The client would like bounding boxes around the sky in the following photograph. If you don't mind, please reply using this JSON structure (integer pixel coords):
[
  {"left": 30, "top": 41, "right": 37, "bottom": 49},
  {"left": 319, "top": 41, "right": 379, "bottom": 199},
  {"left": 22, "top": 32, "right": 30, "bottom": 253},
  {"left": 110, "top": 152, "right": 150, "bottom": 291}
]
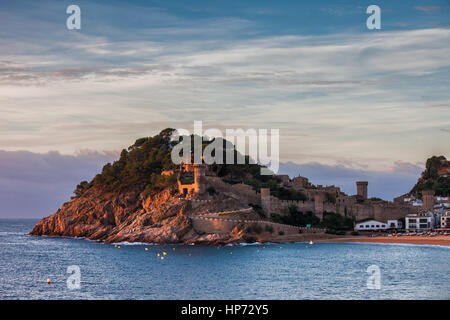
[{"left": 0, "top": 0, "right": 449, "bottom": 217}]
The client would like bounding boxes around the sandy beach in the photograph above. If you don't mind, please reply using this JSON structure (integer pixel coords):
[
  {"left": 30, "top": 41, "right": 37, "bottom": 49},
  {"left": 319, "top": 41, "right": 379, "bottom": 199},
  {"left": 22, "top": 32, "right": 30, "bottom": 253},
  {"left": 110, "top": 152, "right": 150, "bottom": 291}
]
[
  {"left": 263, "top": 233, "right": 450, "bottom": 246},
  {"left": 319, "top": 235, "right": 450, "bottom": 246}
]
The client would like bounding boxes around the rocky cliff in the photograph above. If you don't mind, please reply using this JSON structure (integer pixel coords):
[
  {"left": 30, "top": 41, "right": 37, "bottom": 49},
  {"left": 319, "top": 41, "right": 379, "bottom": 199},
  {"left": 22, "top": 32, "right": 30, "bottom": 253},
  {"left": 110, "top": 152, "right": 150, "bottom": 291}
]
[
  {"left": 30, "top": 185, "right": 260, "bottom": 245},
  {"left": 30, "top": 129, "right": 318, "bottom": 244}
]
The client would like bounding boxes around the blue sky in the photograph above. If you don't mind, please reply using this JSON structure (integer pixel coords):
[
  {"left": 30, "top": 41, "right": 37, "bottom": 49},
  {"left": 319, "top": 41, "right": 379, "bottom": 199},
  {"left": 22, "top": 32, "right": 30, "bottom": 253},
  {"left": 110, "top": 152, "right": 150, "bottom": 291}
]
[{"left": 0, "top": 0, "right": 449, "bottom": 217}]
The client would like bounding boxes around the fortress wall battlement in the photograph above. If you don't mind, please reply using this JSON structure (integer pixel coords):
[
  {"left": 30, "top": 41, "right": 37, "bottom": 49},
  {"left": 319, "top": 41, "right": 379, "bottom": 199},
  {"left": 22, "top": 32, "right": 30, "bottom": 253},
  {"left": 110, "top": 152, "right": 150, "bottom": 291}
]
[{"left": 190, "top": 216, "right": 325, "bottom": 235}]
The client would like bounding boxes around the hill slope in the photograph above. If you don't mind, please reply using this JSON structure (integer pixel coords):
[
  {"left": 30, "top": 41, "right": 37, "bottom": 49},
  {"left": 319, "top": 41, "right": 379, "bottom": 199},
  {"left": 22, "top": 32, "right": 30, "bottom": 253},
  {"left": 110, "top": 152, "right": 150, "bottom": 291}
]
[
  {"left": 410, "top": 155, "right": 450, "bottom": 197},
  {"left": 30, "top": 129, "right": 280, "bottom": 244}
]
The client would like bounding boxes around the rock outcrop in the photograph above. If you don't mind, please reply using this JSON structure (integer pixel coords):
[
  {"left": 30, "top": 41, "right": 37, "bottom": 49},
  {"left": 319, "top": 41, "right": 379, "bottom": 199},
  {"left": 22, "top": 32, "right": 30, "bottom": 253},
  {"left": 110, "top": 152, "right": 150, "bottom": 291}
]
[
  {"left": 30, "top": 129, "right": 326, "bottom": 244},
  {"left": 30, "top": 186, "right": 260, "bottom": 245}
]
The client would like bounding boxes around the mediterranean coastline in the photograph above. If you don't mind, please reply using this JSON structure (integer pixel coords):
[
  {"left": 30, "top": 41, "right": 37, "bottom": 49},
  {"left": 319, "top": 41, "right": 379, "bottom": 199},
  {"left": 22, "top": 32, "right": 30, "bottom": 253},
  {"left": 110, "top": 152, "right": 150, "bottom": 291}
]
[{"left": 30, "top": 132, "right": 450, "bottom": 247}]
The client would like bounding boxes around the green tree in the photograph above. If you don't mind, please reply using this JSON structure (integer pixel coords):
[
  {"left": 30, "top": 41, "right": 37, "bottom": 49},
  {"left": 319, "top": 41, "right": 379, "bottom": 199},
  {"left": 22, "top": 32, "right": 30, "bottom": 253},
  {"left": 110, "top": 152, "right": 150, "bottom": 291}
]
[
  {"left": 73, "top": 181, "right": 89, "bottom": 198},
  {"left": 270, "top": 205, "right": 320, "bottom": 227}
]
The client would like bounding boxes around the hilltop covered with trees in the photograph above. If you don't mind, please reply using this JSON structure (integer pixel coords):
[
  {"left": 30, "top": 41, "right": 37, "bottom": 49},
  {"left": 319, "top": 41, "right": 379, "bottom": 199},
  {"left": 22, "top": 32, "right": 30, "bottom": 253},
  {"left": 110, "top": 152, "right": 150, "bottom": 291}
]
[
  {"left": 410, "top": 155, "right": 450, "bottom": 197},
  {"left": 72, "top": 129, "right": 303, "bottom": 200},
  {"left": 74, "top": 128, "right": 177, "bottom": 196}
]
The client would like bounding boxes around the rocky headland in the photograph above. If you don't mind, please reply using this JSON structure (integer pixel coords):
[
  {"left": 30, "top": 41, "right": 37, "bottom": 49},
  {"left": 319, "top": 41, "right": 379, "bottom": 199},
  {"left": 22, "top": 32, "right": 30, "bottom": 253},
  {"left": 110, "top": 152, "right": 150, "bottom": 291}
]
[{"left": 31, "top": 129, "right": 320, "bottom": 245}]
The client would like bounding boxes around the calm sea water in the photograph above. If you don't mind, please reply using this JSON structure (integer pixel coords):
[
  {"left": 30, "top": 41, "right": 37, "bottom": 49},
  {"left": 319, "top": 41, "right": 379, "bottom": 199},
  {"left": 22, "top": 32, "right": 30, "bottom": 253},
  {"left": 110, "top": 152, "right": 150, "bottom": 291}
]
[{"left": 0, "top": 219, "right": 449, "bottom": 300}]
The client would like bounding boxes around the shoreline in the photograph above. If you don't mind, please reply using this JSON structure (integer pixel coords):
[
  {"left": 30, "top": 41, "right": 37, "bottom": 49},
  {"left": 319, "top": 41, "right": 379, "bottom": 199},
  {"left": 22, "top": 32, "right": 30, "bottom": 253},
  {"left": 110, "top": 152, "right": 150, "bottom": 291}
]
[
  {"left": 316, "top": 235, "right": 450, "bottom": 246},
  {"left": 29, "top": 232, "right": 450, "bottom": 247}
]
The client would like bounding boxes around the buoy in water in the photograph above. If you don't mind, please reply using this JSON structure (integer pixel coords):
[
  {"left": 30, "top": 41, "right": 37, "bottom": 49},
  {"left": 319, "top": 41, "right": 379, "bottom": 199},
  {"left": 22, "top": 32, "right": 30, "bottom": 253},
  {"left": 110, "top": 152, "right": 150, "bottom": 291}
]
[
  {"left": 46, "top": 279, "right": 51, "bottom": 285},
  {"left": 163, "top": 252, "right": 167, "bottom": 256},
  {"left": 117, "top": 246, "right": 120, "bottom": 248},
  {"left": 157, "top": 253, "right": 160, "bottom": 257},
  {"left": 309, "top": 241, "right": 314, "bottom": 245},
  {"left": 161, "top": 256, "right": 164, "bottom": 260}
]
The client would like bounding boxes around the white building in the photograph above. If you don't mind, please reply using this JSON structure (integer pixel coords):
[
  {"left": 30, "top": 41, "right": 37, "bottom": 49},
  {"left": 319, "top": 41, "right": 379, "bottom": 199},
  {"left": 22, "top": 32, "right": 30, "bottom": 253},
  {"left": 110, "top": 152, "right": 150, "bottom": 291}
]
[
  {"left": 387, "top": 220, "right": 403, "bottom": 229},
  {"left": 441, "top": 211, "right": 450, "bottom": 229},
  {"left": 436, "top": 196, "right": 449, "bottom": 202},
  {"left": 400, "top": 195, "right": 424, "bottom": 207},
  {"left": 355, "top": 220, "right": 388, "bottom": 231},
  {"left": 405, "top": 212, "right": 438, "bottom": 231},
  {"left": 434, "top": 203, "right": 450, "bottom": 210}
]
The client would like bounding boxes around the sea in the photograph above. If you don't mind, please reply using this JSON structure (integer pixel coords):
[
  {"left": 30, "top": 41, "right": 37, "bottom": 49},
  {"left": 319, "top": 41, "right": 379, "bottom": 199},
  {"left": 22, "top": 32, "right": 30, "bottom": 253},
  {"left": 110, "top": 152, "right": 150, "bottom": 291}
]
[{"left": 0, "top": 219, "right": 449, "bottom": 300}]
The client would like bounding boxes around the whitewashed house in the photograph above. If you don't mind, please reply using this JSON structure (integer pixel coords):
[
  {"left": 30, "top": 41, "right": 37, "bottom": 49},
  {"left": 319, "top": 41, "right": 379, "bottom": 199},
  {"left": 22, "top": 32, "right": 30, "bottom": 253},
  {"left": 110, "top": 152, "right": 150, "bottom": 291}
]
[
  {"left": 405, "top": 212, "right": 438, "bottom": 231},
  {"left": 440, "top": 211, "right": 450, "bottom": 229},
  {"left": 387, "top": 220, "right": 403, "bottom": 229},
  {"left": 355, "top": 220, "right": 388, "bottom": 231}
]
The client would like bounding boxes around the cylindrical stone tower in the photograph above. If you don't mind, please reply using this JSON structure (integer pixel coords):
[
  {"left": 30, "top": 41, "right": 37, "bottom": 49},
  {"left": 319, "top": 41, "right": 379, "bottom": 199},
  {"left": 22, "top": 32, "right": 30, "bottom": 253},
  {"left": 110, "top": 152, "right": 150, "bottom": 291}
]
[
  {"left": 356, "top": 181, "right": 368, "bottom": 199},
  {"left": 193, "top": 164, "right": 206, "bottom": 194}
]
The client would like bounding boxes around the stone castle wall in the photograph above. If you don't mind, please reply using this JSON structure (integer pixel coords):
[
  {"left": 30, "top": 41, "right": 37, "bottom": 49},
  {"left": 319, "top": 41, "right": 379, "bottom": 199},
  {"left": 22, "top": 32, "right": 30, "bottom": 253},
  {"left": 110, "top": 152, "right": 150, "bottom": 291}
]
[
  {"left": 335, "top": 202, "right": 419, "bottom": 221},
  {"left": 178, "top": 167, "right": 419, "bottom": 224},
  {"left": 190, "top": 216, "right": 324, "bottom": 235},
  {"left": 262, "top": 188, "right": 419, "bottom": 223}
]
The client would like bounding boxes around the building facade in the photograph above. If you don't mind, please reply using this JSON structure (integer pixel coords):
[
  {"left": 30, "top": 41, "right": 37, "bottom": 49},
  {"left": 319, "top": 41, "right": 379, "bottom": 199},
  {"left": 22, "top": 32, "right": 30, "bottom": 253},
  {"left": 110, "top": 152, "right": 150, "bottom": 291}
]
[
  {"left": 355, "top": 220, "right": 388, "bottom": 231},
  {"left": 441, "top": 211, "right": 450, "bottom": 229},
  {"left": 405, "top": 212, "right": 438, "bottom": 231},
  {"left": 387, "top": 219, "right": 403, "bottom": 229}
]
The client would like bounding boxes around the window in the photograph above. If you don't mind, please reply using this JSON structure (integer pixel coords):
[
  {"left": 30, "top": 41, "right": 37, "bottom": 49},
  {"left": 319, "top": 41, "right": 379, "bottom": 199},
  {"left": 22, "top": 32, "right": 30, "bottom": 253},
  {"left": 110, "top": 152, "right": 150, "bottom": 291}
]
[
  {"left": 376, "top": 225, "right": 380, "bottom": 227},
  {"left": 408, "top": 219, "right": 416, "bottom": 223},
  {"left": 419, "top": 224, "right": 428, "bottom": 229},
  {"left": 419, "top": 219, "right": 428, "bottom": 223}
]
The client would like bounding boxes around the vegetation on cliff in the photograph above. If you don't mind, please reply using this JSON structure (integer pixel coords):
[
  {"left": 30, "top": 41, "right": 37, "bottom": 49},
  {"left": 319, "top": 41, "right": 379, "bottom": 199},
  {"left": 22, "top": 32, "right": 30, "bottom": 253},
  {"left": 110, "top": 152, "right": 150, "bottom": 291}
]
[
  {"left": 270, "top": 206, "right": 354, "bottom": 232},
  {"left": 73, "top": 128, "right": 177, "bottom": 196},
  {"left": 410, "top": 155, "right": 450, "bottom": 197},
  {"left": 270, "top": 205, "right": 320, "bottom": 227},
  {"left": 321, "top": 212, "right": 354, "bottom": 233},
  {"left": 72, "top": 129, "right": 302, "bottom": 201}
]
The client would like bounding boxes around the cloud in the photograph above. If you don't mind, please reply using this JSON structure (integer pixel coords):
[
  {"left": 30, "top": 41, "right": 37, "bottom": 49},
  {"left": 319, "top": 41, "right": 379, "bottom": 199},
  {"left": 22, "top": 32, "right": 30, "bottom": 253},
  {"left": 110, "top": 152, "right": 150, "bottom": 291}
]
[
  {"left": 0, "top": 1, "right": 449, "bottom": 171},
  {"left": 0, "top": 60, "right": 175, "bottom": 86},
  {"left": 426, "top": 103, "right": 450, "bottom": 108},
  {"left": 414, "top": 6, "right": 440, "bottom": 12},
  {"left": 390, "top": 160, "right": 423, "bottom": 174},
  {"left": 0, "top": 150, "right": 119, "bottom": 218},
  {"left": 2, "top": 28, "right": 449, "bottom": 85}
]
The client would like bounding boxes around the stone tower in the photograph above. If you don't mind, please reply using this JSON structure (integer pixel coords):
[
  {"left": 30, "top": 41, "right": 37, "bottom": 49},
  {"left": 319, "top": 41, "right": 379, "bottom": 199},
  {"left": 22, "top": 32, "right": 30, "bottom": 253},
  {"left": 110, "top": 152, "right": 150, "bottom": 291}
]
[
  {"left": 356, "top": 181, "right": 368, "bottom": 200},
  {"left": 313, "top": 192, "right": 325, "bottom": 220},
  {"left": 422, "top": 190, "right": 435, "bottom": 210},
  {"left": 261, "top": 188, "right": 271, "bottom": 217},
  {"left": 193, "top": 164, "right": 206, "bottom": 194}
]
